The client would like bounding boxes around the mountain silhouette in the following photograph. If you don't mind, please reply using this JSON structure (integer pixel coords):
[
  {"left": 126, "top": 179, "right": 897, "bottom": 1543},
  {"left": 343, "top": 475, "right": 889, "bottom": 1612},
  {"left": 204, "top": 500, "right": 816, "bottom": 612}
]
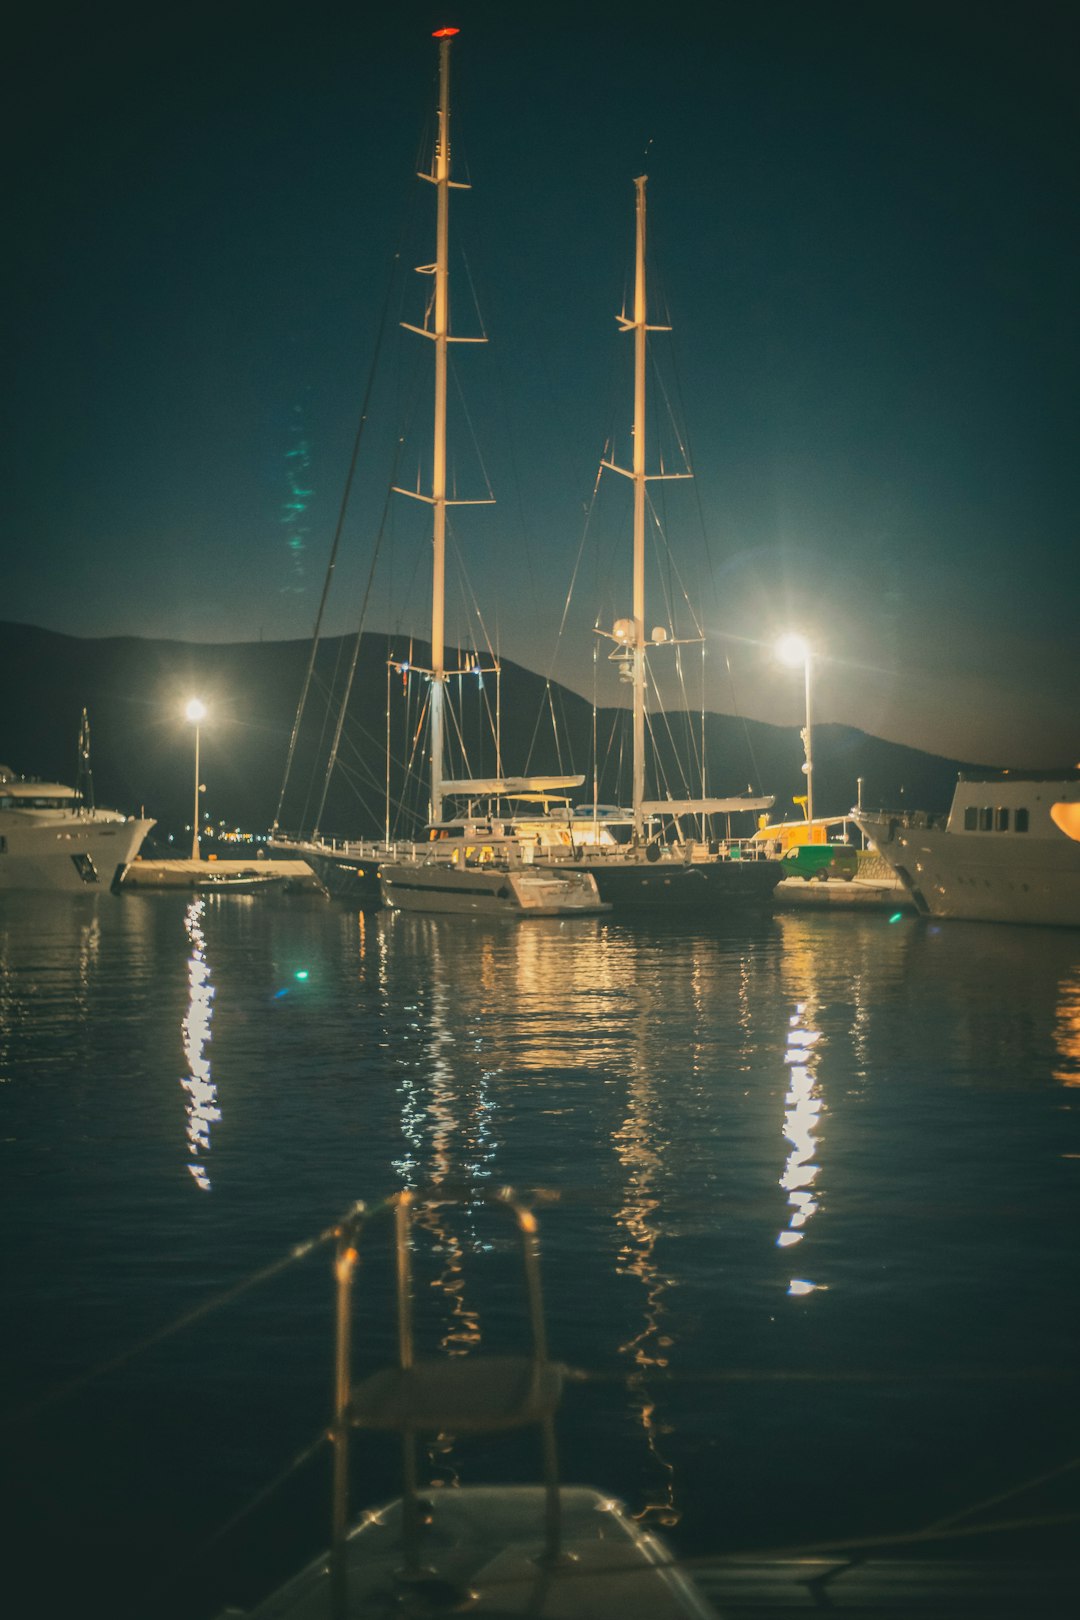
[{"left": 1, "top": 622, "right": 973, "bottom": 847}]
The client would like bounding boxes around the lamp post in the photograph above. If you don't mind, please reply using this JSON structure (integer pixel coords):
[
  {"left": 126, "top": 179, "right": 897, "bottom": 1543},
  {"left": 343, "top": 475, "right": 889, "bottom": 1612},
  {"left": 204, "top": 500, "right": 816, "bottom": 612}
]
[
  {"left": 185, "top": 699, "right": 207, "bottom": 861},
  {"left": 775, "top": 634, "right": 814, "bottom": 833}
]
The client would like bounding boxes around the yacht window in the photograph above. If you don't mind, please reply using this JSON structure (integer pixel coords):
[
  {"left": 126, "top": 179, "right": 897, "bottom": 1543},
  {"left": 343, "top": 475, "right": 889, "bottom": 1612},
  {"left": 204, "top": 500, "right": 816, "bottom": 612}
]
[
  {"left": 979, "top": 807, "right": 993, "bottom": 831},
  {"left": 996, "top": 808, "right": 1009, "bottom": 831},
  {"left": 963, "top": 806, "right": 977, "bottom": 831},
  {"left": 1015, "top": 808, "right": 1029, "bottom": 833}
]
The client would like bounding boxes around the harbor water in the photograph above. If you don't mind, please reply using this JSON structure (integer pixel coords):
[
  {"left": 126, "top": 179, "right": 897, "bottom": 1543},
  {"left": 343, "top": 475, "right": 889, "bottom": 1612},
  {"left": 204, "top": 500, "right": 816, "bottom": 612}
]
[{"left": 3, "top": 890, "right": 1079, "bottom": 1617}]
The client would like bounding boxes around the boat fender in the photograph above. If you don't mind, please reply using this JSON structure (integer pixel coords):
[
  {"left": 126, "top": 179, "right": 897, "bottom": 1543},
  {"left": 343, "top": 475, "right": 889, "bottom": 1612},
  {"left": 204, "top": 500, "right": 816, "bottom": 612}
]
[{"left": 645, "top": 842, "right": 662, "bottom": 863}]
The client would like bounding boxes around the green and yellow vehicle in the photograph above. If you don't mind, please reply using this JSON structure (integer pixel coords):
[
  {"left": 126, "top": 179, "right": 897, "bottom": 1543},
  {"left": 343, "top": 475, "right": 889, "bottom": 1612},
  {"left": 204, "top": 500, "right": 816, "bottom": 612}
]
[{"left": 752, "top": 808, "right": 860, "bottom": 882}]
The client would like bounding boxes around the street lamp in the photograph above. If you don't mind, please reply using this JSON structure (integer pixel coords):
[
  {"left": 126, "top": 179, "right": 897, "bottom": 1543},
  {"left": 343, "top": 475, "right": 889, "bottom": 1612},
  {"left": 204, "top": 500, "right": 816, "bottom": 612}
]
[
  {"left": 185, "top": 699, "right": 207, "bottom": 861},
  {"left": 775, "top": 634, "right": 814, "bottom": 833}
]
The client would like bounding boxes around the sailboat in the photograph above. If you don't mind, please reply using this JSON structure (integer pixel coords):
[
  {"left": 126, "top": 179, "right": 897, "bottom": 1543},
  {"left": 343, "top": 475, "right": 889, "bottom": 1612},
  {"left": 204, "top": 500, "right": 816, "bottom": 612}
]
[
  {"left": 270, "top": 29, "right": 605, "bottom": 921},
  {"left": 526, "top": 176, "right": 783, "bottom": 911},
  {"left": 272, "top": 49, "right": 780, "bottom": 918}
]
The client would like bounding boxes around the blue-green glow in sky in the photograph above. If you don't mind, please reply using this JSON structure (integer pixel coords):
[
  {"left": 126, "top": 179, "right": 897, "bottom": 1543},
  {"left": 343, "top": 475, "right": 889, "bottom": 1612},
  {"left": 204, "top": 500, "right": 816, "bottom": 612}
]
[{"left": 7, "top": 0, "right": 1079, "bottom": 765}]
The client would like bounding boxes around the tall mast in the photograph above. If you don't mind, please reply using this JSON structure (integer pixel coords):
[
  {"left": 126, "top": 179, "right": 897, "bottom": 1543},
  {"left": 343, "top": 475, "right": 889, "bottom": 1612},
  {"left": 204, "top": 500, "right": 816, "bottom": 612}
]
[
  {"left": 395, "top": 27, "right": 491, "bottom": 828},
  {"left": 630, "top": 175, "right": 648, "bottom": 839},
  {"left": 429, "top": 26, "right": 454, "bottom": 826},
  {"left": 603, "top": 176, "right": 686, "bottom": 842}
]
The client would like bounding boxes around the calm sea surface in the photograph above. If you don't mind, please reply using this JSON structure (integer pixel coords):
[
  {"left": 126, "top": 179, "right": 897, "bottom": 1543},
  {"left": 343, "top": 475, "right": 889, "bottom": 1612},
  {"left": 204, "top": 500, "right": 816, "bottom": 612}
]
[{"left": 3, "top": 890, "right": 1080, "bottom": 1617}]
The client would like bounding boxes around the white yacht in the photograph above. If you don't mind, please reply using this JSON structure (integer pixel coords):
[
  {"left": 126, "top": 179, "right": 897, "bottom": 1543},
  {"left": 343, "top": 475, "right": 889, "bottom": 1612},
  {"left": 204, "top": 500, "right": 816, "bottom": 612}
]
[
  {"left": 0, "top": 765, "right": 154, "bottom": 892},
  {"left": 854, "top": 771, "right": 1080, "bottom": 926}
]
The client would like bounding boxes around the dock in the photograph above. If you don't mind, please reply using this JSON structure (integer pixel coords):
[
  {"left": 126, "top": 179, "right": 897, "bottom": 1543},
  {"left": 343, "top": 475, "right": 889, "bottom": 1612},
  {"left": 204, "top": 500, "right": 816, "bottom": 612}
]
[{"left": 775, "top": 851, "right": 914, "bottom": 912}]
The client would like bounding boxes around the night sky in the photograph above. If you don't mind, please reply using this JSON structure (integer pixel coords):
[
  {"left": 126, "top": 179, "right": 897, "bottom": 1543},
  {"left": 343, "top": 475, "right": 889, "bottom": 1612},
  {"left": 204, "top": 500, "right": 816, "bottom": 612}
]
[{"left": 9, "top": 0, "right": 1079, "bottom": 767}]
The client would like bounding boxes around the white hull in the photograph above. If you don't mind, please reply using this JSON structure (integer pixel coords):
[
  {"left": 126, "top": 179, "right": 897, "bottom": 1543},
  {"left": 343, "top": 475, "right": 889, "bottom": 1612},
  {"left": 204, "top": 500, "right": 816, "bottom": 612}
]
[
  {"left": 379, "top": 860, "right": 609, "bottom": 917},
  {"left": 249, "top": 1485, "right": 716, "bottom": 1619},
  {"left": 0, "top": 812, "right": 155, "bottom": 892},
  {"left": 855, "top": 773, "right": 1080, "bottom": 927}
]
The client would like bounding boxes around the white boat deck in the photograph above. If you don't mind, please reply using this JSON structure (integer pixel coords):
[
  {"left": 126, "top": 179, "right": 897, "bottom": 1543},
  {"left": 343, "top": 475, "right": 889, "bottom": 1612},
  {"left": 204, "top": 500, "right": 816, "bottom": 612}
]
[{"left": 226, "top": 1485, "right": 718, "bottom": 1619}]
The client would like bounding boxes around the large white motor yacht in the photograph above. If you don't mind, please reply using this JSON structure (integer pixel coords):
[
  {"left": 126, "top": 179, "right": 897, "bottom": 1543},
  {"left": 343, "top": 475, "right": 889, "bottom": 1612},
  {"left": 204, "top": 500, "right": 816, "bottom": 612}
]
[
  {"left": 0, "top": 765, "right": 154, "bottom": 892},
  {"left": 854, "top": 771, "right": 1080, "bottom": 926}
]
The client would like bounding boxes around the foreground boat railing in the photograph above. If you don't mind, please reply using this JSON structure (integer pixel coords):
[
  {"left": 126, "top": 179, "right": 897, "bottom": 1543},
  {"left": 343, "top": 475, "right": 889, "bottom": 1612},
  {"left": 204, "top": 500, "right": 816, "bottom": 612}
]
[{"left": 329, "top": 1185, "right": 565, "bottom": 1620}]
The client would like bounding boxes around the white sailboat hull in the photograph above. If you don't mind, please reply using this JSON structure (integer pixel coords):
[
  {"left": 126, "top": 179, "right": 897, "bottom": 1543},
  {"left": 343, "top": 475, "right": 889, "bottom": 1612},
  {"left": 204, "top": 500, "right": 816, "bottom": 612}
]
[{"left": 379, "top": 860, "right": 609, "bottom": 917}]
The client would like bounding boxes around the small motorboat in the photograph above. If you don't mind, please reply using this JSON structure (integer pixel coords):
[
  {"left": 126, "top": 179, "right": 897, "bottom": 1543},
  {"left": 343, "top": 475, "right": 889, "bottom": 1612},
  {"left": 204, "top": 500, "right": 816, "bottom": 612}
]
[{"left": 192, "top": 870, "right": 287, "bottom": 894}]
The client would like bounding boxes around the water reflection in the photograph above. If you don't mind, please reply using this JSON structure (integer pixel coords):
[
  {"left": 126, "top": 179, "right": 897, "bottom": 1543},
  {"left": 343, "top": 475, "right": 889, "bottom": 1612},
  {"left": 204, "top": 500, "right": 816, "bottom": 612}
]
[
  {"left": 1053, "top": 965, "right": 1080, "bottom": 1088},
  {"left": 75, "top": 908, "right": 101, "bottom": 1014},
  {"left": 387, "top": 920, "right": 498, "bottom": 1195},
  {"left": 372, "top": 915, "right": 708, "bottom": 1512},
  {"left": 180, "top": 898, "right": 219, "bottom": 1191},
  {"left": 381, "top": 919, "right": 496, "bottom": 1486},
  {"left": 613, "top": 1066, "right": 680, "bottom": 1529},
  {"left": 778, "top": 999, "right": 825, "bottom": 1296}
]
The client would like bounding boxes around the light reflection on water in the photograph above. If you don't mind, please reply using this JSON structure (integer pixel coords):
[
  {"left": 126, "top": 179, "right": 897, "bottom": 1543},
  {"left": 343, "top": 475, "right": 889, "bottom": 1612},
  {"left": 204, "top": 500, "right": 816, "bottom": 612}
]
[
  {"left": 778, "top": 1001, "right": 824, "bottom": 1293},
  {"left": 2, "top": 895, "right": 1080, "bottom": 1616},
  {"left": 180, "top": 897, "right": 218, "bottom": 1190},
  {"left": 1053, "top": 964, "right": 1080, "bottom": 1087}
]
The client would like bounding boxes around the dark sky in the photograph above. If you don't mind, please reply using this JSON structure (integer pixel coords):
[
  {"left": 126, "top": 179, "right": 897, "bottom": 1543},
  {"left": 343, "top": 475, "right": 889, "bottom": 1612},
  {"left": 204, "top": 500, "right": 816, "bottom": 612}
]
[{"left": 8, "top": 0, "right": 1079, "bottom": 766}]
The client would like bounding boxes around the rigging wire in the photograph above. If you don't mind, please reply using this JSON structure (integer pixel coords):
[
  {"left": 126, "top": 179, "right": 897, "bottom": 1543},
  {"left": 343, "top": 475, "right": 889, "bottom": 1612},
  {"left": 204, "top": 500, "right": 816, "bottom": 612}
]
[
  {"left": 311, "top": 427, "right": 410, "bottom": 838},
  {"left": 271, "top": 247, "right": 403, "bottom": 834}
]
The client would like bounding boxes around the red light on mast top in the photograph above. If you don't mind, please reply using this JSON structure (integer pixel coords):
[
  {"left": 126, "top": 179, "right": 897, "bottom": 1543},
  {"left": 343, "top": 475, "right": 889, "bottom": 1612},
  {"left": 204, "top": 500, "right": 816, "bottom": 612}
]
[{"left": 432, "top": 27, "right": 460, "bottom": 37}]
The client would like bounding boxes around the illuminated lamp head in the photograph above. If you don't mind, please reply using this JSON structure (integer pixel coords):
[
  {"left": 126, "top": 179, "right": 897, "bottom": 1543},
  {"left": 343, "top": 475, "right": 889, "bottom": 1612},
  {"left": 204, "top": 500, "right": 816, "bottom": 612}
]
[{"left": 775, "top": 633, "right": 811, "bottom": 669}]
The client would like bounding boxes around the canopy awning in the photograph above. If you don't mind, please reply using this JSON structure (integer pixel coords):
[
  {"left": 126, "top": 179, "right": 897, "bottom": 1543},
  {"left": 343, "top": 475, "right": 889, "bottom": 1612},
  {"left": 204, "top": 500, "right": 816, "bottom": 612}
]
[
  {"left": 440, "top": 775, "right": 586, "bottom": 798},
  {"left": 640, "top": 795, "right": 775, "bottom": 819}
]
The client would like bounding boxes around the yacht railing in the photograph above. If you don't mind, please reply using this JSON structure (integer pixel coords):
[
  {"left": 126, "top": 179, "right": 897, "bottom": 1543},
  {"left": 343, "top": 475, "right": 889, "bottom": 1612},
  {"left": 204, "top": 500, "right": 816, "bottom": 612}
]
[
  {"left": 871, "top": 809, "right": 948, "bottom": 833},
  {"left": 328, "top": 1186, "right": 563, "bottom": 1619}
]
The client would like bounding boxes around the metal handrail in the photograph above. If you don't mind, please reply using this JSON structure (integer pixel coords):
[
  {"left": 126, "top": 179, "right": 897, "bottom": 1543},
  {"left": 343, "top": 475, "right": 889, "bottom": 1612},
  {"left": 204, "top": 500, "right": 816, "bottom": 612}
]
[{"left": 329, "top": 1184, "right": 562, "bottom": 1618}]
